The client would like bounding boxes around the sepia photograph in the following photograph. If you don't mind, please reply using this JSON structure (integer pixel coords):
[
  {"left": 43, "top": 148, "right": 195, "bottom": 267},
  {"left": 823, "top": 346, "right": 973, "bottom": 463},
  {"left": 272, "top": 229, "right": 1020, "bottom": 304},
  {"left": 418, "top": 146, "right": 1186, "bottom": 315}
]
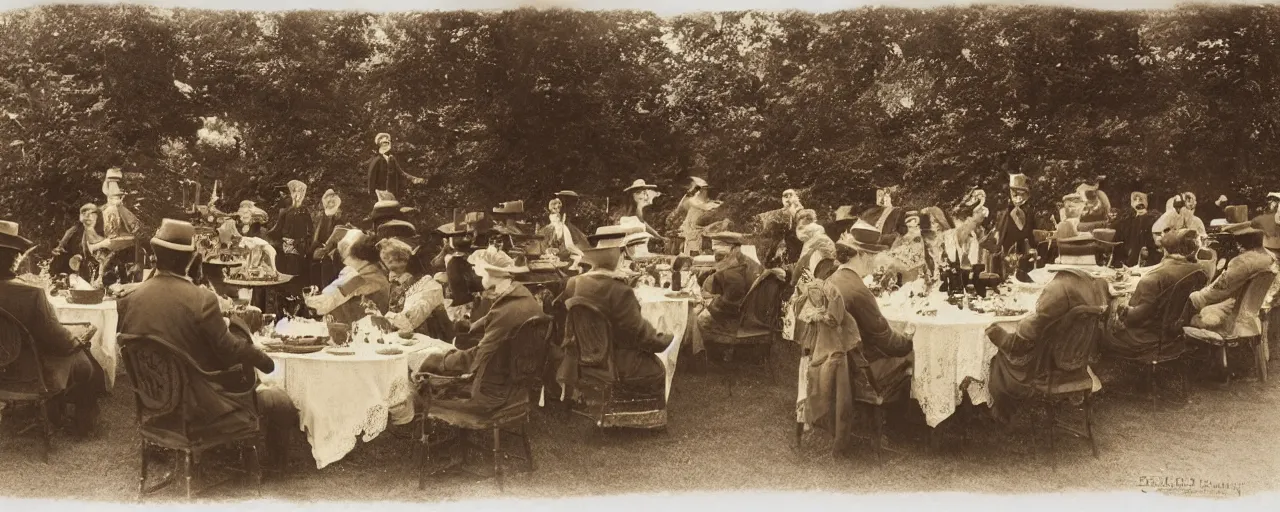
[{"left": 0, "top": 0, "right": 1275, "bottom": 507}]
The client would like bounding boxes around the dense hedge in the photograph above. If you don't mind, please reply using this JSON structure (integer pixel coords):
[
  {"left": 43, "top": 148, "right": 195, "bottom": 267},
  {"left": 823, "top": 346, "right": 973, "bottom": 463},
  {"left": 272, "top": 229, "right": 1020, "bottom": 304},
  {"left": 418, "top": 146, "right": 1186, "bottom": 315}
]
[{"left": 3, "top": 5, "right": 1279, "bottom": 255}]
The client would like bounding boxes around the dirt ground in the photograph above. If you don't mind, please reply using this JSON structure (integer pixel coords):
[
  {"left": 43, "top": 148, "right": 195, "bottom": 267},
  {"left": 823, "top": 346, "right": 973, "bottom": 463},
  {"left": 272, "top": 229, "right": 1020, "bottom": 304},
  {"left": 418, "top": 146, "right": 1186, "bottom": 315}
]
[{"left": 1, "top": 345, "right": 1276, "bottom": 503}]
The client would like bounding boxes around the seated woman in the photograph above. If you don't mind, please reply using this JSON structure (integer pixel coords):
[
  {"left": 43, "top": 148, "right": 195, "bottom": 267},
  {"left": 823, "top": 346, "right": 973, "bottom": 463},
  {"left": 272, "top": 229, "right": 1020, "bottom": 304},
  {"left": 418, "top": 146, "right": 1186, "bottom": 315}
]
[
  {"left": 782, "top": 211, "right": 836, "bottom": 344},
  {"left": 1102, "top": 229, "right": 1207, "bottom": 360},
  {"left": 371, "top": 238, "right": 453, "bottom": 342},
  {"left": 985, "top": 222, "right": 1109, "bottom": 423},
  {"left": 52, "top": 203, "right": 105, "bottom": 283},
  {"left": 1188, "top": 219, "right": 1277, "bottom": 336},
  {"left": 304, "top": 229, "right": 391, "bottom": 325},
  {"left": 417, "top": 250, "right": 543, "bottom": 415}
]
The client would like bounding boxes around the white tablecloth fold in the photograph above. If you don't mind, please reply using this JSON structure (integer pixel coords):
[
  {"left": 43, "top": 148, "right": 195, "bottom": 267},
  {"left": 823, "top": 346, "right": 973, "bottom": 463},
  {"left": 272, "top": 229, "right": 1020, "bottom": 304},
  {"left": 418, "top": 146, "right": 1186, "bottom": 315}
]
[{"left": 51, "top": 296, "right": 119, "bottom": 390}]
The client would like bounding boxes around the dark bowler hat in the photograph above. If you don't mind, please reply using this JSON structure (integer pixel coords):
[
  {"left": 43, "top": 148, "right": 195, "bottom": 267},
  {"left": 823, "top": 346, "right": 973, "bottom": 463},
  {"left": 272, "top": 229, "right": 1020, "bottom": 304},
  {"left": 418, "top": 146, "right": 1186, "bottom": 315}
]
[
  {"left": 377, "top": 219, "right": 418, "bottom": 240},
  {"left": 151, "top": 218, "right": 196, "bottom": 252}
]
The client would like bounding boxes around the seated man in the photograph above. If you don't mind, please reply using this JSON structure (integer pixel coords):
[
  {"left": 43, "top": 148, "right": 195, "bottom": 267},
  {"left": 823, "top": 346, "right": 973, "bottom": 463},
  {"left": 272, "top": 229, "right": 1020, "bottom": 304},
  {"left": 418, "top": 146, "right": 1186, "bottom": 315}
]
[
  {"left": 557, "top": 243, "right": 674, "bottom": 396},
  {"left": 696, "top": 231, "right": 769, "bottom": 337},
  {"left": 418, "top": 250, "right": 543, "bottom": 414},
  {"left": 985, "top": 222, "right": 1111, "bottom": 423},
  {"left": 0, "top": 221, "right": 105, "bottom": 437},
  {"left": 1189, "top": 215, "right": 1278, "bottom": 336},
  {"left": 824, "top": 220, "right": 915, "bottom": 401},
  {"left": 1102, "top": 229, "right": 1208, "bottom": 360},
  {"left": 118, "top": 219, "right": 297, "bottom": 468}
]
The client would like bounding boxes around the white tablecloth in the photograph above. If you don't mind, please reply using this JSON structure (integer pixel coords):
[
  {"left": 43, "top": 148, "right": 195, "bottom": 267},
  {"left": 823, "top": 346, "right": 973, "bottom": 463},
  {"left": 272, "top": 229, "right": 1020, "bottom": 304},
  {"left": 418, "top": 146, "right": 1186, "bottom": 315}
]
[
  {"left": 50, "top": 296, "right": 119, "bottom": 390},
  {"left": 885, "top": 310, "right": 1020, "bottom": 428},
  {"left": 256, "top": 333, "right": 452, "bottom": 469},
  {"left": 634, "top": 286, "right": 692, "bottom": 400}
]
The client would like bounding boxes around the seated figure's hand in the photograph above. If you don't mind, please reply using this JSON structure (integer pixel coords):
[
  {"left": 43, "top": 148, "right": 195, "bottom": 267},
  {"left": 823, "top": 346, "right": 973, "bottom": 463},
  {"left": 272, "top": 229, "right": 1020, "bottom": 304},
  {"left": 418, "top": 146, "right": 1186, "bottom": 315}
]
[{"left": 420, "top": 351, "right": 450, "bottom": 372}]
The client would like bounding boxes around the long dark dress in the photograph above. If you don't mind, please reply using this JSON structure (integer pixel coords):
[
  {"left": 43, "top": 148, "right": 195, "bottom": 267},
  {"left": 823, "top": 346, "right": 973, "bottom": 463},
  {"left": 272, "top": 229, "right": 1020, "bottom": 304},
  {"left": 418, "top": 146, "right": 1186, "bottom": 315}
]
[
  {"left": 268, "top": 205, "right": 314, "bottom": 280},
  {"left": 311, "top": 212, "right": 344, "bottom": 289}
]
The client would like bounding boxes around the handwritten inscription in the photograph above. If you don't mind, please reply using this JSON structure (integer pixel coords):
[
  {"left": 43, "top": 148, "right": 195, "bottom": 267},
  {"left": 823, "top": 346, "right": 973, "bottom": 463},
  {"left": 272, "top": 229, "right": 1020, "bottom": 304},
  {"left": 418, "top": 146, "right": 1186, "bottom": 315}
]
[{"left": 1138, "top": 476, "right": 1243, "bottom": 498}]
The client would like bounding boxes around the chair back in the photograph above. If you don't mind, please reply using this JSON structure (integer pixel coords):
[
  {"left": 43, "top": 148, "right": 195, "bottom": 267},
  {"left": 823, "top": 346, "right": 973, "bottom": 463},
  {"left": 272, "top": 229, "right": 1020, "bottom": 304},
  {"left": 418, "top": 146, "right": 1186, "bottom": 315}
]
[
  {"left": 507, "top": 315, "right": 553, "bottom": 389},
  {"left": 1156, "top": 269, "right": 1210, "bottom": 348},
  {"left": 1045, "top": 304, "right": 1107, "bottom": 373},
  {"left": 118, "top": 334, "right": 186, "bottom": 423},
  {"left": 738, "top": 271, "right": 786, "bottom": 334},
  {"left": 1234, "top": 270, "right": 1278, "bottom": 337},
  {"left": 564, "top": 299, "right": 612, "bottom": 368},
  {"left": 0, "top": 306, "right": 50, "bottom": 394}
]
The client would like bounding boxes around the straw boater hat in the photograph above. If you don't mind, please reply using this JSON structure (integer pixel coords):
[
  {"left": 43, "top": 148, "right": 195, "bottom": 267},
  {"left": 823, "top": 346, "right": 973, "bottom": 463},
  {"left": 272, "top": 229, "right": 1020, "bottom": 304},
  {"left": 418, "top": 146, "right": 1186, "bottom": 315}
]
[
  {"left": 579, "top": 245, "right": 623, "bottom": 270},
  {"left": 150, "top": 219, "right": 196, "bottom": 252},
  {"left": 835, "top": 219, "right": 891, "bottom": 254},
  {"left": 1267, "top": 192, "right": 1280, "bottom": 203},
  {"left": 0, "top": 221, "right": 34, "bottom": 252},
  {"left": 1222, "top": 205, "right": 1262, "bottom": 235},
  {"left": 554, "top": 190, "right": 579, "bottom": 199},
  {"left": 1008, "top": 173, "right": 1030, "bottom": 192},
  {"left": 825, "top": 206, "right": 858, "bottom": 236},
  {"left": 467, "top": 249, "right": 528, "bottom": 277},
  {"left": 375, "top": 133, "right": 391, "bottom": 145},
  {"left": 588, "top": 224, "right": 633, "bottom": 249},
  {"left": 623, "top": 179, "right": 659, "bottom": 194}
]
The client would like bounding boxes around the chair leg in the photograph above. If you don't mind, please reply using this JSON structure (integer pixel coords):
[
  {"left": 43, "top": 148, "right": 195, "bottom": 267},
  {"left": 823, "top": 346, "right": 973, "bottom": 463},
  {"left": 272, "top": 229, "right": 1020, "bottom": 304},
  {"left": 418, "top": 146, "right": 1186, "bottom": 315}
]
[
  {"left": 417, "top": 417, "right": 428, "bottom": 491},
  {"left": 1084, "top": 393, "right": 1099, "bottom": 458},
  {"left": 1255, "top": 341, "right": 1268, "bottom": 383},
  {"left": 183, "top": 451, "right": 194, "bottom": 500},
  {"left": 1220, "top": 346, "right": 1231, "bottom": 385},
  {"left": 247, "top": 441, "right": 263, "bottom": 494},
  {"left": 1146, "top": 363, "right": 1158, "bottom": 403},
  {"left": 39, "top": 400, "right": 53, "bottom": 464},
  {"left": 872, "top": 405, "right": 886, "bottom": 464},
  {"left": 1046, "top": 401, "right": 1056, "bottom": 470},
  {"left": 793, "top": 422, "right": 804, "bottom": 451},
  {"left": 520, "top": 419, "right": 535, "bottom": 473},
  {"left": 492, "top": 427, "right": 504, "bottom": 492},
  {"left": 138, "top": 441, "right": 149, "bottom": 498}
]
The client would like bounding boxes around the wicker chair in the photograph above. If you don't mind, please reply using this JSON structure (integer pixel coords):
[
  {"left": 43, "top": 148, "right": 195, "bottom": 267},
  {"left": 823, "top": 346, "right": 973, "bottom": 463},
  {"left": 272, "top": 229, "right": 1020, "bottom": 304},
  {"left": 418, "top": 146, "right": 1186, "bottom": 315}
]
[
  {"left": 0, "top": 307, "right": 58, "bottom": 463},
  {"left": 413, "top": 315, "right": 553, "bottom": 491},
  {"left": 563, "top": 300, "right": 668, "bottom": 431},
  {"left": 703, "top": 271, "right": 787, "bottom": 392},
  {"left": 118, "top": 334, "right": 265, "bottom": 499},
  {"left": 1113, "top": 269, "right": 1208, "bottom": 402},
  {"left": 1184, "top": 270, "right": 1277, "bottom": 384}
]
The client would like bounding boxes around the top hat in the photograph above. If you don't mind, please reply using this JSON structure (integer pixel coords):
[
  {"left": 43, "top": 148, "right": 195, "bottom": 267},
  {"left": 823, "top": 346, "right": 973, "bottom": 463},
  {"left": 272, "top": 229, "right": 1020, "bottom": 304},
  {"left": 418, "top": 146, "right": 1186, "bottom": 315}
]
[
  {"left": 492, "top": 200, "right": 525, "bottom": 216},
  {"left": 1223, "top": 205, "right": 1262, "bottom": 235},
  {"left": 1008, "top": 173, "right": 1030, "bottom": 192},
  {"left": 623, "top": 179, "right": 658, "bottom": 193},
  {"left": 105, "top": 167, "right": 123, "bottom": 181},
  {"left": 151, "top": 218, "right": 196, "bottom": 252},
  {"left": 0, "top": 220, "right": 34, "bottom": 252}
]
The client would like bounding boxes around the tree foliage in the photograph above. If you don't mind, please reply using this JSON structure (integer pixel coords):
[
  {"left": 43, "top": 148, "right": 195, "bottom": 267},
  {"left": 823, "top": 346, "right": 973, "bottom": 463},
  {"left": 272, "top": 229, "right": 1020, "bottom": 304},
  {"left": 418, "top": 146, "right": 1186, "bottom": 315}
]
[{"left": 3, "top": 5, "right": 1279, "bottom": 255}]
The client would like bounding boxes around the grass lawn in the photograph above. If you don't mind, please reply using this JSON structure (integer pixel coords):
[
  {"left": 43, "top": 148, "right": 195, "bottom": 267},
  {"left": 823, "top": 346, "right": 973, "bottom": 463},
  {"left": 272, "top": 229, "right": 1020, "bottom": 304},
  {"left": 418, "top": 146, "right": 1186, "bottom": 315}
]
[{"left": 1, "top": 345, "right": 1276, "bottom": 502}]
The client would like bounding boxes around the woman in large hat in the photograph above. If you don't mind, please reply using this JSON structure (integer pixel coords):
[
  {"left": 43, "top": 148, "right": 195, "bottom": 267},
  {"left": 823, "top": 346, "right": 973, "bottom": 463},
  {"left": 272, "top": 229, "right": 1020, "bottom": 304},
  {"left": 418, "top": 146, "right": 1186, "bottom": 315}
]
[
  {"left": 304, "top": 228, "right": 391, "bottom": 325},
  {"left": 612, "top": 179, "right": 665, "bottom": 242},
  {"left": 984, "top": 221, "right": 1111, "bottom": 423},
  {"left": 368, "top": 236, "right": 452, "bottom": 342},
  {"left": 539, "top": 193, "right": 589, "bottom": 260}
]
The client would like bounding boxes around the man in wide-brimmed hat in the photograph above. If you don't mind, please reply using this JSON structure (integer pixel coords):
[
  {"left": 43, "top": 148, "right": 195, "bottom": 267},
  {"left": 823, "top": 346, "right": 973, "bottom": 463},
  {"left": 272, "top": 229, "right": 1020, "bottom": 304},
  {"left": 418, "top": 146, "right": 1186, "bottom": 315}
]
[
  {"left": 985, "top": 220, "right": 1110, "bottom": 423},
  {"left": 118, "top": 218, "right": 297, "bottom": 468},
  {"left": 985, "top": 174, "right": 1038, "bottom": 281},
  {"left": 1186, "top": 205, "right": 1279, "bottom": 337},
  {"left": 365, "top": 132, "right": 427, "bottom": 200},
  {"left": 417, "top": 248, "right": 545, "bottom": 416},
  {"left": 0, "top": 220, "right": 106, "bottom": 438},
  {"left": 1101, "top": 228, "right": 1208, "bottom": 362},
  {"left": 822, "top": 220, "right": 915, "bottom": 419},
  {"left": 1112, "top": 190, "right": 1162, "bottom": 268},
  {"left": 695, "top": 231, "right": 768, "bottom": 340},
  {"left": 553, "top": 241, "right": 674, "bottom": 398}
]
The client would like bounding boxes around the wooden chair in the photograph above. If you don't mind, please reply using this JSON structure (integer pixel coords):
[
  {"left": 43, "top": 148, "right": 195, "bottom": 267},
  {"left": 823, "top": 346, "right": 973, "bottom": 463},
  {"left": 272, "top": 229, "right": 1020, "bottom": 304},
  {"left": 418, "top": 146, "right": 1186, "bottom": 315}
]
[
  {"left": 563, "top": 300, "right": 668, "bottom": 431},
  {"left": 1113, "top": 270, "right": 1208, "bottom": 402},
  {"left": 413, "top": 315, "right": 553, "bottom": 491},
  {"left": 703, "top": 271, "right": 787, "bottom": 392},
  {"left": 118, "top": 334, "right": 265, "bottom": 499},
  {"left": 1024, "top": 304, "right": 1106, "bottom": 466},
  {"left": 0, "top": 307, "right": 57, "bottom": 463},
  {"left": 1184, "top": 270, "right": 1277, "bottom": 384}
]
